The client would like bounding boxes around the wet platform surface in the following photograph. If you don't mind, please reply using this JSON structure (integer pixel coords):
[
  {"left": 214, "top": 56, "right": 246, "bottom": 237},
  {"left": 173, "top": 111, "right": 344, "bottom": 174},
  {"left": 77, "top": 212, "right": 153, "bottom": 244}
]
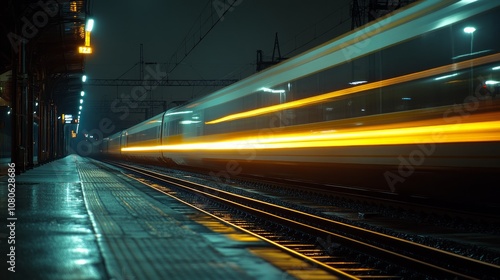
[{"left": 0, "top": 155, "right": 289, "bottom": 279}]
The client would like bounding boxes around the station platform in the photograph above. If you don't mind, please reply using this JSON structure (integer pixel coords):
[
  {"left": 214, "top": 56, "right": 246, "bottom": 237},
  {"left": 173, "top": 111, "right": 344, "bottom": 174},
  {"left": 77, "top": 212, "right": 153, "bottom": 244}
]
[{"left": 0, "top": 155, "right": 294, "bottom": 280}]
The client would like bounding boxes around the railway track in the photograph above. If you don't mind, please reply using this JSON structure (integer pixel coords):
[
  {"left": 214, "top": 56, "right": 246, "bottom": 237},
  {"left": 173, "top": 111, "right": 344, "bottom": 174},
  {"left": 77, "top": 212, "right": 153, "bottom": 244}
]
[
  {"left": 99, "top": 160, "right": 500, "bottom": 279},
  {"left": 238, "top": 174, "right": 500, "bottom": 223}
]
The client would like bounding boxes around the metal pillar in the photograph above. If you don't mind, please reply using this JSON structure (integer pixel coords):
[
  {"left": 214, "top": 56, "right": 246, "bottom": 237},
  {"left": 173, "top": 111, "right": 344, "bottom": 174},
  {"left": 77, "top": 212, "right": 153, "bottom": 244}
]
[
  {"left": 21, "top": 41, "right": 28, "bottom": 172},
  {"left": 11, "top": 40, "right": 28, "bottom": 174},
  {"left": 11, "top": 40, "right": 19, "bottom": 174},
  {"left": 49, "top": 102, "right": 56, "bottom": 160},
  {"left": 42, "top": 101, "right": 48, "bottom": 162},
  {"left": 27, "top": 74, "right": 34, "bottom": 169},
  {"left": 57, "top": 111, "right": 63, "bottom": 157},
  {"left": 53, "top": 105, "right": 58, "bottom": 159},
  {"left": 39, "top": 100, "right": 45, "bottom": 163}
]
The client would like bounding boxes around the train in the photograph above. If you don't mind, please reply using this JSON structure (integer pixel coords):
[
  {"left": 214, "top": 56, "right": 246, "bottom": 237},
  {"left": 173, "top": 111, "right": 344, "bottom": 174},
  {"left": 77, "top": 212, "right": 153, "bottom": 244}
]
[{"left": 100, "top": 0, "right": 500, "bottom": 204}]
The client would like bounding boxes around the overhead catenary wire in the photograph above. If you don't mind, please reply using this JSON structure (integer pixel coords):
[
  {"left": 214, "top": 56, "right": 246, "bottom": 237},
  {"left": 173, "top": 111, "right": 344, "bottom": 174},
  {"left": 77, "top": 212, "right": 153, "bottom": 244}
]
[{"left": 164, "top": 0, "right": 241, "bottom": 76}]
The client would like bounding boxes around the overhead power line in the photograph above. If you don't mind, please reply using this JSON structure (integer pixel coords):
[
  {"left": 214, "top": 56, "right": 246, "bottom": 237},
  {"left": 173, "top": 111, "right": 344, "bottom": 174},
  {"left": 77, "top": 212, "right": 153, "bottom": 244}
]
[
  {"left": 85, "top": 79, "right": 238, "bottom": 87},
  {"left": 165, "top": 0, "right": 242, "bottom": 75}
]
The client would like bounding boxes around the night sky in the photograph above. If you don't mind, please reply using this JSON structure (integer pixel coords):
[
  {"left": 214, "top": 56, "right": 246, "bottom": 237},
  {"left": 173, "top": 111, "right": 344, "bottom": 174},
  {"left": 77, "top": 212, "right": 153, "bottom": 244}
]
[{"left": 81, "top": 0, "right": 351, "bottom": 138}]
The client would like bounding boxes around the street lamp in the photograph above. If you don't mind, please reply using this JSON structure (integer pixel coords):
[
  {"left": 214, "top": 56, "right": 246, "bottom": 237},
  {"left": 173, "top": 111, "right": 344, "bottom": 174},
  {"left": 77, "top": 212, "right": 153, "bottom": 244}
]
[
  {"left": 79, "top": 19, "right": 94, "bottom": 54},
  {"left": 463, "top": 26, "right": 476, "bottom": 33},
  {"left": 86, "top": 19, "right": 94, "bottom": 32},
  {"left": 463, "top": 26, "right": 476, "bottom": 53},
  {"left": 464, "top": 26, "right": 475, "bottom": 95}
]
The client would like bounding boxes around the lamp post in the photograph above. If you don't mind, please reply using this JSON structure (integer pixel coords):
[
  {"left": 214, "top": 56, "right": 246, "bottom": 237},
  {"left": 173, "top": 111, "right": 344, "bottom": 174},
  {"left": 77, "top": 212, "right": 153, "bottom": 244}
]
[
  {"left": 79, "top": 19, "right": 94, "bottom": 54},
  {"left": 464, "top": 26, "right": 475, "bottom": 95},
  {"left": 464, "top": 27, "right": 475, "bottom": 49}
]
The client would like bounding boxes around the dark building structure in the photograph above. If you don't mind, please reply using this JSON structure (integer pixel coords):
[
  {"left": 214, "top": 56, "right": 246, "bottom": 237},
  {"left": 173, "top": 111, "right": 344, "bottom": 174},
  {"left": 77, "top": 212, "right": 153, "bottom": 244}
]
[{"left": 1, "top": 0, "right": 92, "bottom": 174}]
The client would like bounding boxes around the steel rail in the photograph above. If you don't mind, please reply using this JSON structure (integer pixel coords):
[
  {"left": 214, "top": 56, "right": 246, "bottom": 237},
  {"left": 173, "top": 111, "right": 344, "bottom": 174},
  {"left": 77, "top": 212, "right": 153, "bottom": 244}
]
[{"left": 106, "top": 161, "right": 500, "bottom": 279}]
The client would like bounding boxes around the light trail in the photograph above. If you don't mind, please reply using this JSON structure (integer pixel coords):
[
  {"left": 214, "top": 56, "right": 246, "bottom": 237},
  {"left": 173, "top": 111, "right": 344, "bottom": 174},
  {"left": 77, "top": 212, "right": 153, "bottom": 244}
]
[
  {"left": 122, "top": 119, "right": 500, "bottom": 152},
  {"left": 205, "top": 53, "right": 500, "bottom": 125}
]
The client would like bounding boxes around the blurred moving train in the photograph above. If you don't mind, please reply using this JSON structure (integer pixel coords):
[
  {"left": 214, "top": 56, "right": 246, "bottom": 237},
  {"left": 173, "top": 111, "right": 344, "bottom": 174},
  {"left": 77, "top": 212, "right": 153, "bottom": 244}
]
[{"left": 100, "top": 0, "right": 500, "bottom": 203}]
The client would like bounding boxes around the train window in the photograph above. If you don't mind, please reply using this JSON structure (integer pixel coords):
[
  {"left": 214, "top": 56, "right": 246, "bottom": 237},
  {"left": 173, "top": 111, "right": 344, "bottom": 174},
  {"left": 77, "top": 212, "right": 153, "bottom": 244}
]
[{"left": 167, "top": 118, "right": 182, "bottom": 136}]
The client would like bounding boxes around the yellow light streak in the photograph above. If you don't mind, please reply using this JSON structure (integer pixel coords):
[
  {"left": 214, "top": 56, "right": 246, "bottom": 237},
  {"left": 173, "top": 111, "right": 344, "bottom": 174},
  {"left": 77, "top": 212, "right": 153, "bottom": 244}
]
[
  {"left": 84, "top": 30, "right": 91, "bottom": 46},
  {"left": 79, "top": 29, "right": 92, "bottom": 54},
  {"left": 205, "top": 53, "right": 500, "bottom": 125},
  {"left": 122, "top": 120, "right": 500, "bottom": 152}
]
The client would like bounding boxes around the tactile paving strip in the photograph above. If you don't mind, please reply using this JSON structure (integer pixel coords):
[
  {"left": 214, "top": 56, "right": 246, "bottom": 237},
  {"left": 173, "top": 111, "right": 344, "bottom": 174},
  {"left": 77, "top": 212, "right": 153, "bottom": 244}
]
[{"left": 76, "top": 158, "right": 254, "bottom": 279}]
